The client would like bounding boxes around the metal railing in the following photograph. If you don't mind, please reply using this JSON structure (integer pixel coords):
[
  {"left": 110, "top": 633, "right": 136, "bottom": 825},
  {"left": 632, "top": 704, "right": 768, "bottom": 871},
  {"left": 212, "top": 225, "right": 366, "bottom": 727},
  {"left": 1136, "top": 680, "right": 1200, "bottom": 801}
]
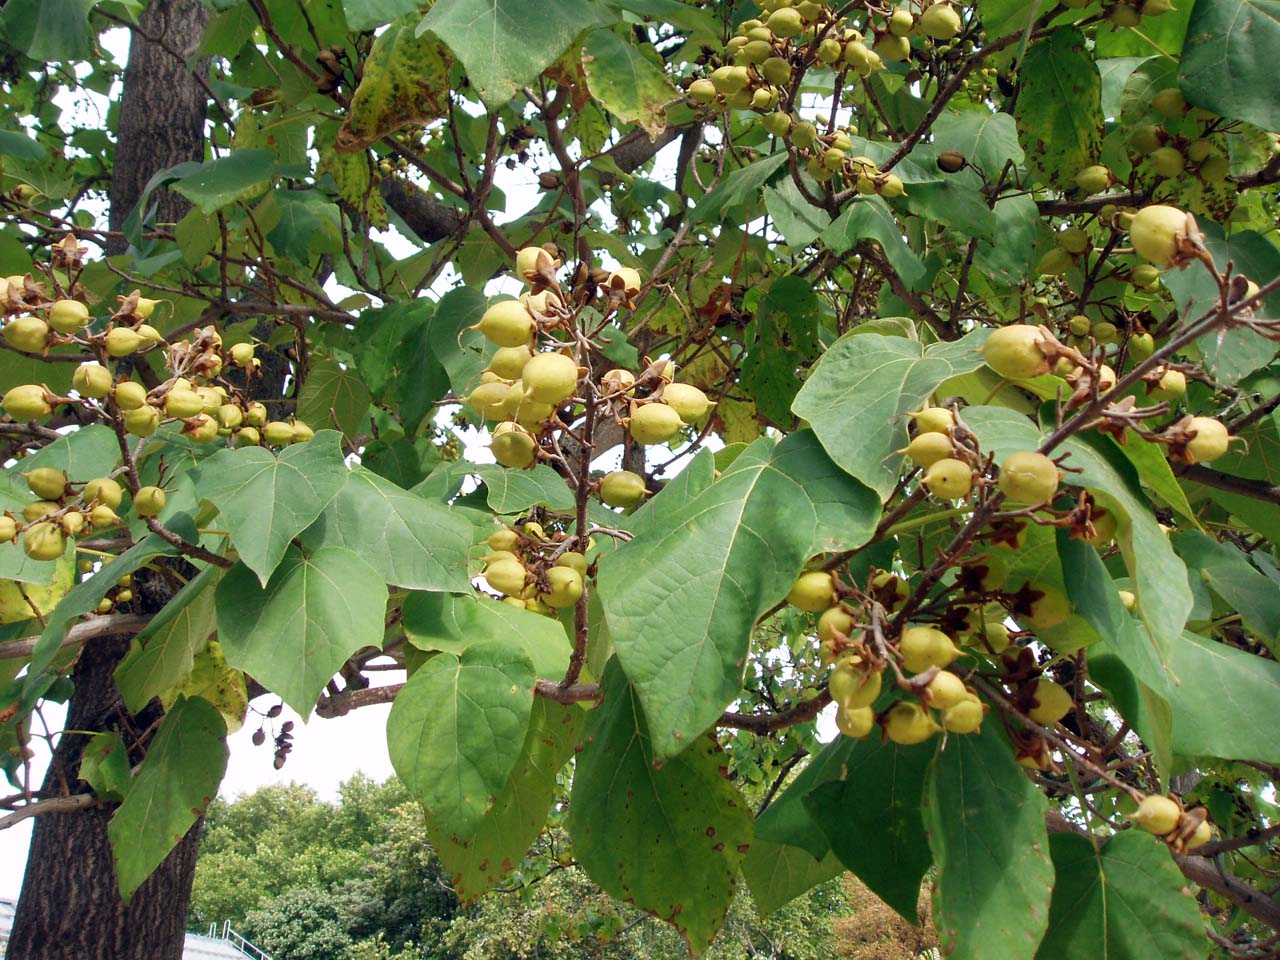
[{"left": 205, "top": 921, "right": 274, "bottom": 960}]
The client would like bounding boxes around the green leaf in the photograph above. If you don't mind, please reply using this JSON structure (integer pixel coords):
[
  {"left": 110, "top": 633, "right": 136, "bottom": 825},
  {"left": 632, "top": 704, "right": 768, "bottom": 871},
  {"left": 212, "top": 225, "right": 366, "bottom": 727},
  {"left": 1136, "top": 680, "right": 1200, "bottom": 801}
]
[
  {"left": 1159, "top": 225, "right": 1280, "bottom": 385},
  {"left": 567, "top": 661, "right": 753, "bottom": 954},
  {"left": 0, "top": 130, "right": 47, "bottom": 163},
  {"left": 108, "top": 696, "right": 228, "bottom": 902},
  {"left": 301, "top": 467, "right": 473, "bottom": 593},
  {"left": 1095, "top": 3, "right": 1193, "bottom": 57},
  {"left": 1180, "top": 0, "right": 1280, "bottom": 133},
  {"left": 793, "top": 329, "right": 989, "bottom": 501},
  {"left": 395, "top": 287, "right": 491, "bottom": 432},
  {"left": 172, "top": 150, "right": 280, "bottom": 215},
  {"left": 429, "top": 699, "right": 583, "bottom": 900},
  {"left": 764, "top": 175, "right": 831, "bottom": 249},
  {"left": 471, "top": 462, "right": 577, "bottom": 513},
  {"left": 79, "top": 731, "right": 131, "bottom": 803},
  {"left": 115, "top": 566, "right": 220, "bottom": 714},
  {"left": 923, "top": 723, "right": 1054, "bottom": 960},
  {"left": 341, "top": 0, "right": 420, "bottom": 31},
  {"left": 740, "top": 276, "right": 823, "bottom": 425},
  {"left": 1112, "top": 434, "right": 1199, "bottom": 526},
  {"left": 403, "top": 591, "right": 571, "bottom": 679},
  {"left": 297, "top": 356, "right": 371, "bottom": 440},
  {"left": 16, "top": 423, "right": 121, "bottom": 481},
  {"left": 964, "top": 407, "right": 1193, "bottom": 663},
  {"left": 694, "top": 152, "right": 789, "bottom": 223},
  {"left": 0, "top": 0, "right": 97, "bottom": 60},
  {"left": 805, "top": 738, "right": 935, "bottom": 922},
  {"left": 1016, "top": 27, "right": 1103, "bottom": 189},
  {"left": 387, "top": 639, "right": 536, "bottom": 842},
  {"left": 974, "top": 194, "right": 1039, "bottom": 286},
  {"left": 599, "top": 433, "right": 878, "bottom": 758},
  {"left": 742, "top": 842, "right": 843, "bottom": 918},
  {"left": 755, "top": 738, "right": 853, "bottom": 859},
  {"left": 1175, "top": 532, "right": 1280, "bottom": 646},
  {"left": 819, "top": 197, "right": 925, "bottom": 286},
  {"left": 931, "top": 109, "right": 1024, "bottom": 178},
  {"left": 1036, "top": 832, "right": 1209, "bottom": 960},
  {"left": 215, "top": 545, "right": 388, "bottom": 716},
  {"left": 417, "top": 0, "right": 613, "bottom": 110},
  {"left": 581, "top": 28, "right": 677, "bottom": 137},
  {"left": 354, "top": 301, "right": 431, "bottom": 398},
  {"left": 336, "top": 14, "right": 451, "bottom": 151},
  {"left": 978, "top": 0, "right": 1039, "bottom": 40},
  {"left": 193, "top": 430, "right": 349, "bottom": 584}
]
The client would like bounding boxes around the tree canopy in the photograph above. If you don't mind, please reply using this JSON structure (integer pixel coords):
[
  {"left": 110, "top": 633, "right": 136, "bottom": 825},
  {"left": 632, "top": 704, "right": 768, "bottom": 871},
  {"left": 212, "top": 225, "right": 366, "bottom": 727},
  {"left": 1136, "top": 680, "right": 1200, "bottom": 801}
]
[{"left": 0, "top": 0, "right": 1278, "bottom": 957}]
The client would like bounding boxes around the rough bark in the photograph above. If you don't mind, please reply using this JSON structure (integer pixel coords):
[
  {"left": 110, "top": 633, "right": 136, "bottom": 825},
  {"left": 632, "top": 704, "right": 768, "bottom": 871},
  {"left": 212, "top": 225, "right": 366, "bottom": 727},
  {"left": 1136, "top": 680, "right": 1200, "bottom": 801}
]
[{"left": 8, "top": 2, "right": 211, "bottom": 956}]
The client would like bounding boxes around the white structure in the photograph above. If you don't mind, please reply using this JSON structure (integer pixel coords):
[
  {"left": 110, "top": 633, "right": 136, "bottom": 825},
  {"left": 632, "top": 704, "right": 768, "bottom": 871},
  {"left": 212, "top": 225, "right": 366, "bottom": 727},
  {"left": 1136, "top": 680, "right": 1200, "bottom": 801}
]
[{"left": 0, "top": 900, "right": 271, "bottom": 959}]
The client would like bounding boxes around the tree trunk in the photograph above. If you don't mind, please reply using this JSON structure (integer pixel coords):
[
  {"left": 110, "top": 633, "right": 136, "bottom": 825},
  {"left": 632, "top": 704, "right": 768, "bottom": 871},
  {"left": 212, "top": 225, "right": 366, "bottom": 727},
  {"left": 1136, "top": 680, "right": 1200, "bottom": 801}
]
[{"left": 7, "top": 2, "right": 210, "bottom": 957}]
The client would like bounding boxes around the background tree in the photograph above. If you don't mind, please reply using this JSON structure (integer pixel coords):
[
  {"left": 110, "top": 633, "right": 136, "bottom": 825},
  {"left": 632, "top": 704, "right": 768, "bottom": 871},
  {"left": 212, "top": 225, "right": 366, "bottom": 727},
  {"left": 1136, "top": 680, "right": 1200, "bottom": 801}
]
[{"left": 0, "top": 1, "right": 1278, "bottom": 959}]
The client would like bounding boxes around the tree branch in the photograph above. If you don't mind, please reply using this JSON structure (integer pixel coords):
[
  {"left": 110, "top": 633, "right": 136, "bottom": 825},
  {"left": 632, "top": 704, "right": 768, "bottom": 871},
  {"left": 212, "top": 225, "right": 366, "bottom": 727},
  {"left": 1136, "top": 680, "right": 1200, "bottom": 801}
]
[{"left": 0, "top": 614, "right": 152, "bottom": 661}]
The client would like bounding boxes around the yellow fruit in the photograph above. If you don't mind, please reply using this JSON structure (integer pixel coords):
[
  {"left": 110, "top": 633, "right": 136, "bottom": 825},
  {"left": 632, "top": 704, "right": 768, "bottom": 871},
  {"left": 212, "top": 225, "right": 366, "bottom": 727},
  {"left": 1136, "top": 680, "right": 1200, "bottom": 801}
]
[
  {"left": 1184, "top": 417, "right": 1230, "bottom": 463},
  {"left": 1023, "top": 584, "right": 1071, "bottom": 629},
  {"left": 123, "top": 406, "right": 160, "bottom": 437},
  {"left": 541, "top": 566, "right": 584, "bottom": 608},
  {"left": 491, "top": 422, "right": 537, "bottom": 468},
  {"left": 884, "top": 702, "right": 941, "bottom": 745},
  {"left": 1075, "top": 164, "right": 1111, "bottom": 194},
  {"left": 555, "top": 552, "right": 589, "bottom": 576},
  {"left": 903, "top": 432, "right": 954, "bottom": 468},
  {"left": 165, "top": 388, "right": 206, "bottom": 419},
  {"left": 688, "top": 77, "right": 717, "bottom": 104},
  {"left": 466, "top": 381, "right": 512, "bottom": 421},
  {"left": 522, "top": 352, "right": 579, "bottom": 405},
  {"left": 487, "top": 345, "right": 534, "bottom": 380},
  {"left": 1130, "top": 795, "right": 1181, "bottom": 835},
  {"left": 1129, "top": 205, "right": 1190, "bottom": 268},
  {"left": 600, "top": 470, "right": 647, "bottom": 508},
  {"left": 889, "top": 9, "right": 915, "bottom": 35},
  {"left": 105, "top": 326, "right": 144, "bottom": 357},
  {"left": 921, "top": 458, "right": 973, "bottom": 499},
  {"left": 926, "top": 670, "right": 969, "bottom": 709},
  {"left": 899, "top": 625, "right": 961, "bottom": 673},
  {"left": 984, "top": 325, "right": 1048, "bottom": 379},
  {"left": 187, "top": 414, "right": 218, "bottom": 443},
  {"left": 787, "top": 570, "right": 835, "bottom": 612},
  {"left": 998, "top": 451, "right": 1060, "bottom": 505},
  {"left": 3, "top": 384, "right": 51, "bottom": 419},
  {"left": 291, "top": 420, "right": 314, "bottom": 443},
  {"left": 919, "top": 2, "right": 961, "bottom": 38},
  {"left": 134, "top": 486, "right": 166, "bottom": 517},
  {"left": 1150, "top": 368, "right": 1186, "bottom": 402},
  {"left": 0, "top": 516, "right": 15, "bottom": 541},
  {"left": 483, "top": 558, "right": 527, "bottom": 596},
  {"left": 90, "top": 504, "right": 122, "bottom": 528},
  {"left": 909, "top": 406, "right": 954, "bottom": 434},
  {"left": 661, "top": 383, "right": 714, "bottom": 422},
  {"left": 25, "top": 468, "right": 67, "bottom": 500},
  {"left": 835, "top": 704, "right": 876, "bottom": 739},
  {"left": 477, "top": 300, "right": 536, "bottom": 347},
  {"left": 22, "top": 522, "right": 66, "bottom": 561},
  {"left": 263, "top": 421, "right": 295, "bottom": 445},
  {"left": 47, "top": 299, "right": 88, "bottom": 334},
  {"left": 230, "top": 342, "right": 255, "bottom": 366},
  {"left": 1027, "top": 679, "right": 1073, "bottom": 724},
  {"left": 1185, "top": 819, "right": 1212, "bottom": 850},
  {"left": 244, "top": 401, "right": 268, "bottom": 426},
  {"left": 4, "top": 316, "right": 49, "bottom": 353},
  {"left": 628, "top": 402, "right": 684, "bottom": 445},
  {"left": 487, "top": 528, "right": 519, "bottom": 552},
  {"left": 515, "top": 245, "right": 557, "bottom": 282},
  {"left": 830, "top": 660, "right": 882, "bottom": 710},
  {"left": 817, "top": 604, "right": 856, "bottom": 643},
  {"left": 235, "top": 426, "right": 260, "bottom": 447},
  {"left": 73, "top": 363, "right": 113, "bottom": 399},
  {"left": 607, "top": 267, "right": 642, "bottom": 297},
  {"left": 22, "top": 501, "right": 59, "bottom": 523},
  {"left": 112, "top": 381, "right": 147, "bottom": 411},
  {"left": 60, "top": 511, "right": 86, "bottom": 536},
  {"left": 942, "top": 696, "right": 985, "bottom": 733},
  {"left": 134, "top": 297, "right": 160, "bottom": 320},
  {"left": 217, "top": 404, "right": 243, "bottom": 429}
]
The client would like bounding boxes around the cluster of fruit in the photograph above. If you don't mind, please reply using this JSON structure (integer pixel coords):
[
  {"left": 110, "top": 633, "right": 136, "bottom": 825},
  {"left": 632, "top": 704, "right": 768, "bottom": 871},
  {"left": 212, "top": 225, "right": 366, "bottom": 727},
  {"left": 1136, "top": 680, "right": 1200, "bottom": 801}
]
[
  {"left": 0, "top": 265, "right": 311, "bottom": 448},
  {"left": 468, "top": 247, "right": 715, "bottom": 471},
  {"left": 0, "top": 466, "right": 168, "bottom": 562},
  {"left": 478, "top": 521, "right": 588, "bottom": 614},
  {"left": 1129, "top": 793, "right": 1214, "bottom": 854}
]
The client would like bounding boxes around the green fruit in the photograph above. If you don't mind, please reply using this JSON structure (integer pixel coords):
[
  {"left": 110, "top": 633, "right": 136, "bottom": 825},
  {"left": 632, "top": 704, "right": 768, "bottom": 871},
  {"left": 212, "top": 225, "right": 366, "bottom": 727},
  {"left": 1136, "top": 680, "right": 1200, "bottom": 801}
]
[
  {"left": 843, "top": 39, "right": 873, "bottom": 72},
  {"left": 1149, "top": 367, "right": 1185, "bottom": 401},
  {"left": 600, "top": 470, "right": 647, "bottom": 508},
  {"left": 909, "top": 406, "right": 954, "bottom": 434},
  {"left": 1131, "top": 263, "right": 1162, "bottom": 288},
  {"left": 541, "top": 566, "right": 584, "bottom": 608},
  {"left": 244, "top": 401, "right": 268, "bottom": 426},
  {"left": 889, "top": 9, "right": 915, "bottom": 36},
  {"left": 487, "top": 345, "right": 534, "bottom": 380},
  {"left": 83, "top": 477, "right": 123, "bottom": 510},
  {"left": 762, "top": 111, "right": 792, "bottom": 137},
  {"left": 941, "top": 696, "right": 984, "bottom": 733},
  {"left": 710, "top": 65, "right": 750, "bottom": 95},
  {"left": 217, "top": 403, "right": 244, "bottom": 429},
  {"left": 1150, "top": 146, "right": 1185, "bottom": 178},
  {"left": 25, "top": 468, "right": 67, "bottom": 500},
  {"left": 4, "top": 316, "right": 49, "bottom": 352},
  {"left": 787, "top": 570, "right": 834, "bottom": 612},
  {"left": 1057, "top": 227, "right": 1090, "bottom": 255},
  {"left": 629, "top": 402, "right": 684, "bottom": 445},
  {"left": 22, "top": 522, "right": 66, "bottom": 561},
  {"left": 123, "top": 405, "right": 159, "bottom": 437},
  {"left": 484, "top": 558, "right": 527, "bottom": 596},
  {"left": 761, "top": 57, "right": 792, "bottom": 86},
  {"left": 870, "top": 571, "right": 909, "bottom": 611},
  {"left": 1150, "top": 87, "right": 1186, "bottom": 118},
  {"left": 816, "top": 37, "right": 843, "bottom": 63},
  {"left": 1074, "top": 164, "right": 1111, "bottom": 194},
  {"left": 522, "top": 352, "right": 579, "bottom": 405},
  {"left": 921, "top": 458, "right": 972, "bottom": 499},
  {"left": 817, "top": 605, "right": 855, "bottom": 643},
  {"left": 884, "top": 702, "right": 941, "bottom": 745},
  {"left": 903, "top": 431, "right": 954, "bottom": 468},
  {"left": 1037, "top": 247, "right": 1074, "bottom": 276},
  {"left": 1106, "top": 3, "right": 1142, "bottom": 26},
  {"left": 790, "top": 121, "right": 818, "bottom": 149},
  {"left": 2, "top": 384, "right": 50, "bottom": 419},
  {"left": 1184, "top": 416, "right": 1230, "bottom": 463},
  {"left": 766, "top": 6, "right": 803, "bottom": 36},
  {"left": 688, "top": 78, "right": 718, "bottom": 104},
  {"left": 919, "top": 2, "right": 961, "bottom": 39},
  {"left": 48, "top": 299, "right": 90, "bottom": 333},
  {"left": 73, "top": 363, "right": 112, "bottom": 399},
  {"left": 926, "top": 670, "right": 969, "bottom": 709},
  {"left": 1129, "top": 124, "right": 1164, "bottom": 155},
  {"left": 555, "top": 552, "right": 589, "bottom": 576},
  {"left": 1186, "top": 139, "right": 1213, "bottom": 163},
  {"left": 984, "top": 324, "right": 1048, "bottom": 379},
  {"left": 835, "top": 704, "right": 875, "bottom": 739},
  {"left": 737, "top": 40, "right": 772, "bottom": 65},
  {"left": 477, "top": 300, "right": 535, "bottom": 347},
  {"left": 133, "top": 486, "right": 166, "bottom": 517},
  {"left": 876, "top": 33, "right": 911, "bottom": 62},
  {"left": 899, "top": 625, "right": 961, "bottom": 673},
  {"left": 830, "top": 660, "right": 882, "bottom": 709},
  {"left": 1199, "top": 156, "right": 1230, "bottom": 182},
  {"left": 491, "top": 422, "right": 537, "bottom": 468},
  {"left": 263, "top": 421, "right": 295, "bottom": 445},
  {"left": 467, "top": 381, "right": 512, "bottom": 421},
  {"left": 187, "top": 414, "right": 219, "bottom": 443},
  {"left": 1067, "top": 315, "right": 1092, "bottom": 338},
  {"left": 292, "top": 421, "right": 315, "bottom": 443},
  {"left": 23, "top": 500, "right": 59, "bottom": 522},
  {"left": 105, "top": 326, "right": 144, "bottom": 357},
  {"left": 1130, "top": 794, "right": 1180, "bottom": 835},
  {"left": 662, "top": 383, "right": 714, "bottom": 422},
  {"left": 230, "top": 342, "right": 255, "bottom": 366},
  {"left": 0, "top": 516, "right": 14, "bottom": 541},
  {"left": 61, "top": 510, "right": 86, "bottom": 536},
  {"left": 1129, "top": 204, "right": 1189, "bottom": 268},
  {"left": 235, "top": 426, "right": 260, "bottom": 447},
  {"left": 487, "top": 528, "right": 519, "bottom": 552},
  {"left": 165, "top": 388, "right": 206, "bottom": 419},
  {"left": 1027, "top": 678, "right": 1073, "bottom": 724},
  {"left": 1129, "top": 332, "right": 1156, "bottom": 360},
  {"left": 998, "top": 451, "right": 1060, "bottom": 505}
]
